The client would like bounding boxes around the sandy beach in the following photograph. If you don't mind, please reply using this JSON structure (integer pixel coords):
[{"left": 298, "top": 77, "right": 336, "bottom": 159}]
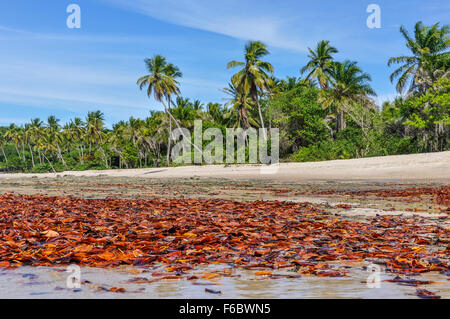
[{"left": 1, "top": 151, "right": 449, "bottom": 182}]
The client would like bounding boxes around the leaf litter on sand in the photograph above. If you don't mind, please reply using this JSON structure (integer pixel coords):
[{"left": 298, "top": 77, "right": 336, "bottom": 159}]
[{"left": 0, "top": 193, "right": 448, "bottom": 284}]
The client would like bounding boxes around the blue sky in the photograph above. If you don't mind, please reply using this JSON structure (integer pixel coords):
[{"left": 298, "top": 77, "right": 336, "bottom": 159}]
[{"left": 0, "top": 0, "right": 448, "bottom": 127}]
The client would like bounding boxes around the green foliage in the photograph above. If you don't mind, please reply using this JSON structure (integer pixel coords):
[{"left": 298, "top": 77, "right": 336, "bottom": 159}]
[
  {"left": 405, "top": 77, "right": 450, "bottom": 128},
  {"left": 122, "top": 143, "right": 139, "bottom": 167},
  {"left": 269, "top": 86, "right": 330, "bottom": 156},
  {"left": 30, "top": 163, "right": 57, "bottom": 173}
]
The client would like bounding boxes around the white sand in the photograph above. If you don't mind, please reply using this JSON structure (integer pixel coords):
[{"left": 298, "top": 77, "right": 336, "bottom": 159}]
[{"left": 1, "top": 151, "right": 449, "bottom": 182}]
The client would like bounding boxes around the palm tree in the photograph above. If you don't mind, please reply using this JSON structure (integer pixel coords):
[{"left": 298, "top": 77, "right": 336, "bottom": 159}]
[
  {"left": 86, "top": 111, "right": 105, "bottom": 150},
  {"left": 138, "top": 55, "right": 180, "bottom": 166},
  {"left": 28, "top": 118, "right": 44, "bottom": 164},
  {"left": 206, "top": 103, "right": 228, "bottom": 126},
  {"left": 192, "top": 99, "right": 204, "bottom": 111},
  {"left": 66, "top": 117, "right": 86, "bottom": 164},
  {"left": 108, "top": 122, "right": 128, "bottom": 168},
  {"left": 301, "top": 40, "right": 338, "bottom": 89},
  {"left": 46, "top": 116, "right": 66, "bottom": 166},
  {"left": 222, "top": 82, "right": 257, "bottom": 129},
  {"left": 320, "top": 61, "right": 376, "bottom": 133},
  {"left": 0, "top": 131, "right": 8, "bottom": 163},
  {"left": 165, "top": 63, "right": 183, "bottom": 165},
  {"left": 279, "top": 76, "right": 307, "bottom": 92},
  {"left": 24, "top": 122, "right": 35, "bottom": 167},
  {"left": 124, "top": 117, "right": 147, "bottom": 167},
  {"left": 388, "top": 21, "right": 449, "bottom": 95},
  {"left": 85, "top": 111, "right": 109, "bottom": 167},
  {"left": 36, "top": 133, "right": 57, "bottom": 172},
  {"left": 4, "top": 124, "right": 23, "bottom": 160},
  {"left": 137, "top": 55, "right": 201, "bottom": 165},
  {"left": 143, "top": 112, "right": 168, "bottom": 167},
  {"left": 227, "top": 41, "right": 274, "bottom": 139}
]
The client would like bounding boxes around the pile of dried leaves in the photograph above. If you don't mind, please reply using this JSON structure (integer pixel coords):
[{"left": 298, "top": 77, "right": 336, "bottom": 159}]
[
  {"left": 0, "top": 194, "right": 448, "bottom": 277},
  {"left": 317, "top": 186, "right": 450, "bottom": 206}
]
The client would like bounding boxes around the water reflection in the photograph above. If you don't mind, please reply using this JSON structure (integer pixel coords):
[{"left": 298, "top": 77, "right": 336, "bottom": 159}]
[{"left": 0, "top": 264, "right": 448, "bottom": 299}]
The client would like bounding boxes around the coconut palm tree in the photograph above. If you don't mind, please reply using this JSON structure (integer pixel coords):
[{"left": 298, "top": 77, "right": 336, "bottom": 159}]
[
  {"left": 86, "top": 111, "right": 109, "bottom": 167},
  {"left": 46, "top": 116, "right": 66, "bottom": 166},
  {"left": 4, "top": 124, "right": 23, "bottom": 160},
  {"left": 86, "top": 111, "right": 105, "bottom": 152},
  {"left": 165, "top": 63, "right": 183, "bottom": 165},
  {"left": 388, "top": 21, "right": 449, "bottom": 95},
  {"left": 206, "top": 103, "right": 228, "bottom": 126},
  {"left": 301, "top": 40, "right": 339, "bottom": 90},
  {"left": 27, "top": 118, "right": 44, "bottom": 164},
  {"left": 137, "top": 55, "right": 201, "bottom": 165},
  {"left": 0, "top": 131, "right": 8, "bottom": 163},
  {"left": 24, "top": 122, "right": 36, "bottom": 167},
  {"left": 36, "top": 133, "right": 57, "bottom": 172},
  {"left": 108, "top": 122, "right": 128, "bottom": 168},
  {"left": 66, "top": 117, "right": 86, "bottom": 164},
  {"left": 320, "top": 61, "right": 376, "bottom": 133},
  {"left": 227, "top": 41, "right": 274, "bottom": 139},
  {"left": 138, "top": 55, "right": 180, "bottom": 166},
  {"left": 124, "top": 117, "right": 147, "bottom": 167},
  {"left": 143, "top": 112, "right": 168, "bottom": 167},
  {"left": 222, "top": 82, "right": 257, "bottom": 129}
]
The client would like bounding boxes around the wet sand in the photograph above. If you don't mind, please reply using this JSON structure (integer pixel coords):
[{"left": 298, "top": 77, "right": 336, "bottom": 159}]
[{"left": 2, "top": 264, "right": 449, "bottom": 299}]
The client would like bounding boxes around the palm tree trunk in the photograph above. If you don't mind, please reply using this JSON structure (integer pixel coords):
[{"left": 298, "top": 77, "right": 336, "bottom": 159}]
[
  {"left": 167, "top": 97, "right": 172, "bottom": 166},
  {"left": 21, "top": 142, "right": 26, "bottom": 162},
  {"left": 100, "top": 148, "right": 109, "bottom": 168},
  {"left": 28, "top": 144, "right": 35, "bottom": 167},
  {"left": 240, "top": 107, "right": 250, "bottom": 130},
  {"left": 42, "top": 152, "right": 56, "bottom": 173},
  {"left": 336, "top": 110, "right": 346, "bottom": 133},
  {"left": 77, "top": 145, "right": 83, "bottom": 164},
  {"left": 80, "top": 144, "right": 85, "bottom": 164},
  {"left": 255, "top": 97, "right": 267, "bottom": 141},
  {"left": 1, "top": 147, "right": 8, "bottom": 163},
  {"left": 14, "top": 144, "right": 20, "bottom": 158},
  {"left": 56, "top": 144, "right": 66, "bottom": 166}
]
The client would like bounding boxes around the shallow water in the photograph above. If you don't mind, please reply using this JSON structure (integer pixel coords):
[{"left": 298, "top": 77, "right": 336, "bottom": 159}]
[{"left": 1, "top": 264, "right": 448, "bottom": 299}]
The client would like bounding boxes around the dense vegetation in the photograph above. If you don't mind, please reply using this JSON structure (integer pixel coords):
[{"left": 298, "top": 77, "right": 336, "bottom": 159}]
[{"left": 0, "top": 21, "right": 448, "bottom": 173}]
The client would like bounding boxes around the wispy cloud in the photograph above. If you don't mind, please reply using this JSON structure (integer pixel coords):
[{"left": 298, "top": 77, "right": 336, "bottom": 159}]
[
  {"left": 0, "top": 56, "right": 227, "bottom": 117},
  {"left": 102, "top": 0, "right": 310, "bottom": 52},
  {"left": 0, "top": 117, "right": 30, "bottom": 126},
  {"left": 0, "top": 24, "right": 160, "bottom": 43}
]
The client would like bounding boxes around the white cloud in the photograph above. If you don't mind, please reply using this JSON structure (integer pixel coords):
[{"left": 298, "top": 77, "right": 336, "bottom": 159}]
[
  {"left": 102, "top": 0, "right": 309, "bottom": 52},
  {"left": 0, "top": 87, "right": 148, "bottom": 110},
  {"left": 0, "top": 24, "right": 161, "bottom": 43},
  {"left": 0, "top": 56, "right": 228, "bottom": 116},
  {"left": 0, "top": 62, "right": 137, "bottom": 87},
  {"left": 0, "top": 117, "right": 30, "bottom": 126}
]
